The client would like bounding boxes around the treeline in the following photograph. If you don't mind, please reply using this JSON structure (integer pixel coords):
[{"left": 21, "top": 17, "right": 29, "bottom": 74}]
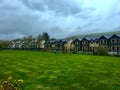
[
  {"left": 13, "top": 32, "right": 50, "bottom": 42},
  {"left": 0, "top": 32, "right": 54, "bottom": 49}
]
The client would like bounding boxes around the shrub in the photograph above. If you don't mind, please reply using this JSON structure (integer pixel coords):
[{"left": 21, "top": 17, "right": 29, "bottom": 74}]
[
  {"left": 0, "top": 76, "right": 23, "bottom": 90},
  {"left": 94, "top": 46, "right": 108, "bottom": 55}
]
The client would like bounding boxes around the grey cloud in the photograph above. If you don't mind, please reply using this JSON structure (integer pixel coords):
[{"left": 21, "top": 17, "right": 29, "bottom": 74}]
[
  {"left": 0, "top": 32, "right": 24, "bottom": 40},
  {"left": 0, "top": 11, "right": 63, "bottom": 38},
  {"left": 49, "top": 26, "right": 63, "bottom": 33},
  {"left": 0, "top": 14, "right": 40, "bottom": 34},
  {"left": 20, "top": 0, "right": 82, "bottom": 16},
  {"left": 20, "top": 0, "right": 96, "bottom": 19},
  {"left": 0, "top": 5, "right": 19, "bottom": 10},
  {"left": 20, "top": 0, "right": 45, "bottom": 11},
  {"left": 0, "top": 0, "right": 120, "bottom": 40},
  {"left": 48, "top": 26, "right": 64, "bottom": 38},
  {"left": 76, "top": 22, "right": 93, "bottom": 30},
  {"left": 0, "top": 0, "right": 22, "bottom": 16},
  {"left": 75, "top": 15, "right": 102, "bottom": 30},
  {"left": 75, "top": 7, "right": 96, "bottom": 19}
]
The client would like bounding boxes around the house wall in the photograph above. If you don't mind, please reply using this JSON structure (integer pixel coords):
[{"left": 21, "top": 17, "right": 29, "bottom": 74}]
[
  {"left": 89, "top": 41, "right": 99, "bottom": 51},
  {"left": 81, "top": 39, "right": 89, "bottom": 51},
  {"left": 40, "top": 40, "right": 45, "bottom": 48},
  {"left": 98, "top": 38, "right": 109, "bottom": 50},
  {"left": 65, "top": 39, "right": 73, "bottom": 50},
  {"left": 109, "top": 36, "right": 120, "bottom": 52},
  {"left": 73, "top": 39, "right": 82, "bottom": 51}
]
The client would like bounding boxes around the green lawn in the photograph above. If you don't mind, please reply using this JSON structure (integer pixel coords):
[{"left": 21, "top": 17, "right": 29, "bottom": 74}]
[{"left": 0, "top": 50, "right": 120, "bottom": 90}]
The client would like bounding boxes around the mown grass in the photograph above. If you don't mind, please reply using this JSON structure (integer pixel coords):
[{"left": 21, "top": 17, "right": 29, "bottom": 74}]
[{"left": 0, "top": 50, "right": 120, "bottom": 90}]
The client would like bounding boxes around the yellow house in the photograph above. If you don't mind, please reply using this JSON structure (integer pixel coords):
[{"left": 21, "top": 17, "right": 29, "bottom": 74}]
[
  {"left": 65, "top": 39, "right": 73, "bottom": 50},
  {"left": 37, "top": 40, "right": 45, "bottom": 48},
  {"left": 89, "top": 39, "right": 99, "bottom": 51}
]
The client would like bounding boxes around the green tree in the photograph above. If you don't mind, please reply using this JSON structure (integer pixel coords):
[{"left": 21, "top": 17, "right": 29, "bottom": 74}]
[
  {"left": 43, "top": 32, "right": 50, "bottom": 41},
  {"left": 26, "top": 35, "right": 34, "bottom": 42},
  {"left": 37, "top": 34, "right": 44, "bottom": 42}
]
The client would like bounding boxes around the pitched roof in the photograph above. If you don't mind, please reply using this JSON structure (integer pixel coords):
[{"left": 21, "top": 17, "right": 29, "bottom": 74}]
[
  {"left": 98, "top": 35, "right": 112, "bottom": 40},
  {"left": 109, "top": 34, "right": 120, "bottom": 39},
  {"left": 116, "top": 34, "right": 120, "bottom": 38},
  {"left": 73, "top": 38, "right": 82, "bottom": 41}
]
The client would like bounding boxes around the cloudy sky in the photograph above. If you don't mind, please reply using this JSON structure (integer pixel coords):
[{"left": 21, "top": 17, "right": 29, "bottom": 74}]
[{"left": 0, "top": 0, "right": 120, "bottom": 40}]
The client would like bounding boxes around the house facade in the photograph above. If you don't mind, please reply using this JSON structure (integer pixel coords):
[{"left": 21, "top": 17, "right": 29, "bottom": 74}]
[
  {"left": 89, "top": 38, "right": 99, "bottom": 51},
  {"left": 109, "top": 34, "right": 120, "bottom": 52},
  {"left": 8, "top": 34, "right": 120, "bottom": 55},
  {"left": 98, "top": 36, "right": 110, "bottom": 50},
  {"left": 72, "top": 39, "right": 82, "bottom": 51},
  {"left": 44, "top": 41, "right": 52, "bottom": 50},
  {"left": 58, "top": 40, "right": 67, "bottom": 51},
  {"left": 81, "top": 38, "right": 90, "bottom": 51},
  {"left": 65, "top": 39, "right": 73, "bottom": 51}
]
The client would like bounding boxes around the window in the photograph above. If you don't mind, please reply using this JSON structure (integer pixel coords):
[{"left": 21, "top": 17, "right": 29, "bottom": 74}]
[
  {"left": 116, "top": 39, "right": 119, "bottom": 43},
  {"left": 112, "top": 46, "right": 115, "bottom": 51},
  {"left": 84, "top": 41, "right": 85, "bottom": 44},
  {"left": 75, "top": 42, "right": 77, "bottom": 45},
  {"left": 104, "top": 40, "right": 107, "bottom": 43},
  {"left": 82, "top": 41, "right": 84, "bottom": 44},
  {"left": 111, "top": 39, "right": 115, "bottom": 43},
  {"left": 76, "top": 42, "right": 78, "bottom": 45},
  {"left": 91, "top": 42, "right": 93, "bottom": 44},
  {"left": 83, "top": 41, "right": 85, "bottom": 44},
  {"left": 117, "top": 46, "right": 119, "bottom": 51},
  {"left": 89, "top": 47, "right": 92, "bottom": 50},
  {"left": 76, "top": 41, "right": 79, "bottom": 45}
]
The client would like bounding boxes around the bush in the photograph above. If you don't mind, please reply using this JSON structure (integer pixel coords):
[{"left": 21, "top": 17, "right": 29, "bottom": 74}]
[
  {"left": 94, "top": 46, "right": 108, "bottom": 55},
  {"left": 0, "top": 76, "right": 23, "bottom": 90}
]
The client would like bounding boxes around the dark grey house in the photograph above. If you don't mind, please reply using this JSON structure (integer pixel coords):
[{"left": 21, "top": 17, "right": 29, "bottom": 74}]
[
  {"left": 109, "top": 34, "right": 120, "bottom": 52},
  {"left": 98, "top": 35, "right": 111, "bottom": 50},
  {"left": 72, "top": 38, "right": 82, "bottom": 51},
  {"left": 81, "top": 37, "right": 90, "bottom": 51}
]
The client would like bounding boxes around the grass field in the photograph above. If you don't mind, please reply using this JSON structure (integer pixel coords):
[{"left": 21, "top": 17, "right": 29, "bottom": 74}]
[{"left": 0, "top": 50, "right": 120, "bottom": 90}]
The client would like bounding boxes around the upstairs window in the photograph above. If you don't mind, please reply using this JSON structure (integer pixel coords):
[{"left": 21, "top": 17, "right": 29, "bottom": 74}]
[
  {"left": 82, "top": 41, "right": 85, "bottom": 44},
  {"left": 116, "top": 39, "right": 119, "bottom": 43},
  {"left": 90, "top": 42, "right": 93, "bottom": 44},
  {"left": 104, "top": 40, "right": 107, "bottom": 43},
  {"left": 111, "top": 39, "right": 115, "bottom": 43},
  {"left": 75, "top": 41, "right": 79, "bottom": 45}
]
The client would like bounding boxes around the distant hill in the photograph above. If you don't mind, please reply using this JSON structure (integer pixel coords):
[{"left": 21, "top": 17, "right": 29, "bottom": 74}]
[
  {"left": 0, "top": 40, "right": 2, "bottom": 43},
  {"left": 66, "top": 30, "right": 120, "bottom": 40}
]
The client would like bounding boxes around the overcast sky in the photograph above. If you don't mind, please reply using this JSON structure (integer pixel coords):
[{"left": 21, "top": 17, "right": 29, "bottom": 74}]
[{"left": 0, "top": 0, "right": 120, "bottom": 40}]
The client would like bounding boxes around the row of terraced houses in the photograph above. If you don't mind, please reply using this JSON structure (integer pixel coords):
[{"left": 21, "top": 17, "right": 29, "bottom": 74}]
[
  {"left": 44, "top": 34, "right": 120, "bottom": 54},
  {"left": 8, "top": 34, "right": 120, "bottom": 54}
]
